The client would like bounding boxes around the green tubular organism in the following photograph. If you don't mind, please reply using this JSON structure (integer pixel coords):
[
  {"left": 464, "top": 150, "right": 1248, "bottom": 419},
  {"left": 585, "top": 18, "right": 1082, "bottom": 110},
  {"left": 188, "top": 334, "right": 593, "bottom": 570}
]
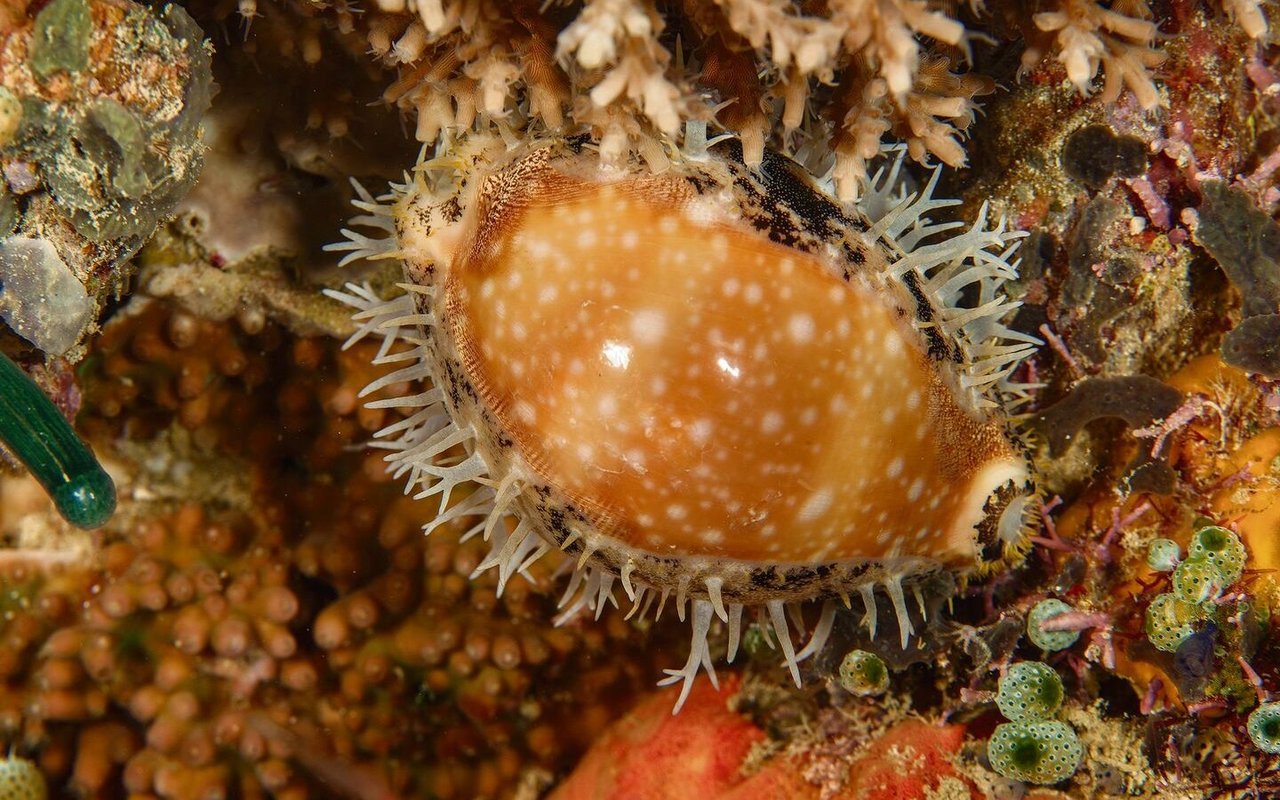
[{"left": 0, "top": 351, "right": 114, "bottom": 529}]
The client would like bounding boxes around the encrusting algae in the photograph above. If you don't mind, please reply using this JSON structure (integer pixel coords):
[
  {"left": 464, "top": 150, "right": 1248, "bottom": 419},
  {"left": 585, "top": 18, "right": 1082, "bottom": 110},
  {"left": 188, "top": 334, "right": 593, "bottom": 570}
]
[{"left": 0, "top": 0, "right": 1279, "bottom": 798}]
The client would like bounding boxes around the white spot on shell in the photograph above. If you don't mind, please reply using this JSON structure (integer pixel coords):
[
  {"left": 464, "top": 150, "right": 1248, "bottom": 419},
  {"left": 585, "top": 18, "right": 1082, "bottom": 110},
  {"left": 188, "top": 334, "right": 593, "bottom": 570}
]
[
  {"left": 787, "top": 313, "right": 815, "bottom": 343},
  {"left": 689, "top": 419, "right": 713, "bottom": 445},
  {"left": 907, "top": 478, "right": 925, "bottom": 502},
  {"left": 797, "top": 488, "right": 833, "bottom": 523},
  {"left": 630, "top": 308, "right": 667, "bottom": 344}
]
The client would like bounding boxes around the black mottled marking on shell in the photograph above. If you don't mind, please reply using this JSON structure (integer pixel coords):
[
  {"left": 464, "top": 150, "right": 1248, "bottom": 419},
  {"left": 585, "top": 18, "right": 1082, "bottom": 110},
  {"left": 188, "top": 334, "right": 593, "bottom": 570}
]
[
  {"left": 685, "top": 174, "right": 712, "bottom": 195},
  {"left": 900, "top": 271, "right": 957, "bottom": 362},
  {"left": 418, "top": 296, "right": 503, "bottom": 447},
  {"left": 745, "top": 566, "right": 837, "bottom": 592},
  {"left": 782, "top": 567, "right": 821, "bottom": 590},
  {"left": 441, "top": 360, "right": 464, "bottom": 408},
  {"left": 441, "top": 357, "right": 478, "bottom": 409},
  {"left": 444, "top": 354, "right": 515, "bottom": 451},
  {"left": 753, "top": 148, "right": 851, "bottom": 244},
  {"left": 546, "top": 506, "right": 569, "bottom": 540},
  {"left": 728, "top": 172, "right": 808, "bottom": 250},
  {"left": 708, "top": 141, "right": 875, "bottom": 281},
  {"left": 454, "top": 364, "right": 480, "bottom": 404},
  {"left": 751, "top": 565, "right": 784, "bottom": 589},
  {"left": 514, "top": 486, "right": 571, "bottom": 546},
  {"left": 401, "top": 202, "right": 436, "bottom": 240},
  {"left": 441, "top": 196, "right": 463, "bottom": 224}
]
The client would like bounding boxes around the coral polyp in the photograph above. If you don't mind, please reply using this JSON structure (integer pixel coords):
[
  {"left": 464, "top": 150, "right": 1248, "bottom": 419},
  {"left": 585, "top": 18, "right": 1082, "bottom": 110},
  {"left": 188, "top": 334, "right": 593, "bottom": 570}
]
[{"left": 331, "top": 131, "right": 1037, "bottom": 708}]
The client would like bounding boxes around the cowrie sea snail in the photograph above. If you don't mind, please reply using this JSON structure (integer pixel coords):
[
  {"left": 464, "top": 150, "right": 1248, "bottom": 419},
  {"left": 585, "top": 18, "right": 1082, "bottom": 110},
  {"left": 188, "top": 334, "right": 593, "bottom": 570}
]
[{"left": 327, "top": 129, "right": 1039, "bottom": 711}]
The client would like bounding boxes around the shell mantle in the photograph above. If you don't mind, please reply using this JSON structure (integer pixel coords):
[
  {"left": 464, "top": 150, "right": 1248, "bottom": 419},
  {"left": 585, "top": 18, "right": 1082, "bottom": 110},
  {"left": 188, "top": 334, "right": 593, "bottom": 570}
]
[{"left": 328, "top": 135, "right": 1038, "bottom": 710}]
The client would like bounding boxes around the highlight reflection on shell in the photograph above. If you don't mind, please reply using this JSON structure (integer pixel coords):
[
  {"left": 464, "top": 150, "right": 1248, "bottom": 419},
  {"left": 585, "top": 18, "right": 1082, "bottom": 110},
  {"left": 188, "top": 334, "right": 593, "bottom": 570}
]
[{"left": 329, "top": 131, "right": 1039, "bottom": 709}]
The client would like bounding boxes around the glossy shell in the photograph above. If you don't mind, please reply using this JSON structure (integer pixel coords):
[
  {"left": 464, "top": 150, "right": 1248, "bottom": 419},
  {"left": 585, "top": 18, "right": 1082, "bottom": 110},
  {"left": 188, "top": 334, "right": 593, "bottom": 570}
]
[{"left": 330, "top": 135, "right": 1037, "bottom": 708}]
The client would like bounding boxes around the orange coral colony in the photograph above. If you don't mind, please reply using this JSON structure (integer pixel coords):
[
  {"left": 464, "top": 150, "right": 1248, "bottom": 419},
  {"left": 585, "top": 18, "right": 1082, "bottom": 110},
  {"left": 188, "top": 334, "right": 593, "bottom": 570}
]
[{"left": 330, "top": 133, "right": 1037, "bottom": 709}]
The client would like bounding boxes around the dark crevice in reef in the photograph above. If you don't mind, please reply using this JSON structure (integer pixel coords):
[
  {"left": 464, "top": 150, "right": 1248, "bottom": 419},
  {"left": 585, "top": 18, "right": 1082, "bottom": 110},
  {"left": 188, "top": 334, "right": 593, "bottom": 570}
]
[
  {"left": 1061, "top": 124, "right": 1149, "bottom": 190},
  {"left": 1196, "top": 181, "right": 1280, "bottom": 318},
  {"left": 1195, "top": 180, "right": 1280, "bottom": 377},
  {"left": 1028, "top": 375, "right": 1184, "bottom": 494}
]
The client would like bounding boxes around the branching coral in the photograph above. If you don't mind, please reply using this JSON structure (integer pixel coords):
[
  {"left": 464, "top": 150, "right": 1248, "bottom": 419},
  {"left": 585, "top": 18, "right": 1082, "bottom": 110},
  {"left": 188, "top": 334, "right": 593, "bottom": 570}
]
[
  {"left": 557, "top": 0, "right": 684, "bottom": 139},
  {"left": 231, "top": 0, "right": 1268, "bottom": 204},
  {"left": 1025, "top": 0, "right": 1166, "bottom": 109},
  {"left": 1022, "top": 0, "right": 1268, "bottom": 111},
  {"left": 265, "top": 0, "right": 994, "bottom": 197},
  {"left": 1223, "top": 0, "right": 1269, "bottom": 39}
]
